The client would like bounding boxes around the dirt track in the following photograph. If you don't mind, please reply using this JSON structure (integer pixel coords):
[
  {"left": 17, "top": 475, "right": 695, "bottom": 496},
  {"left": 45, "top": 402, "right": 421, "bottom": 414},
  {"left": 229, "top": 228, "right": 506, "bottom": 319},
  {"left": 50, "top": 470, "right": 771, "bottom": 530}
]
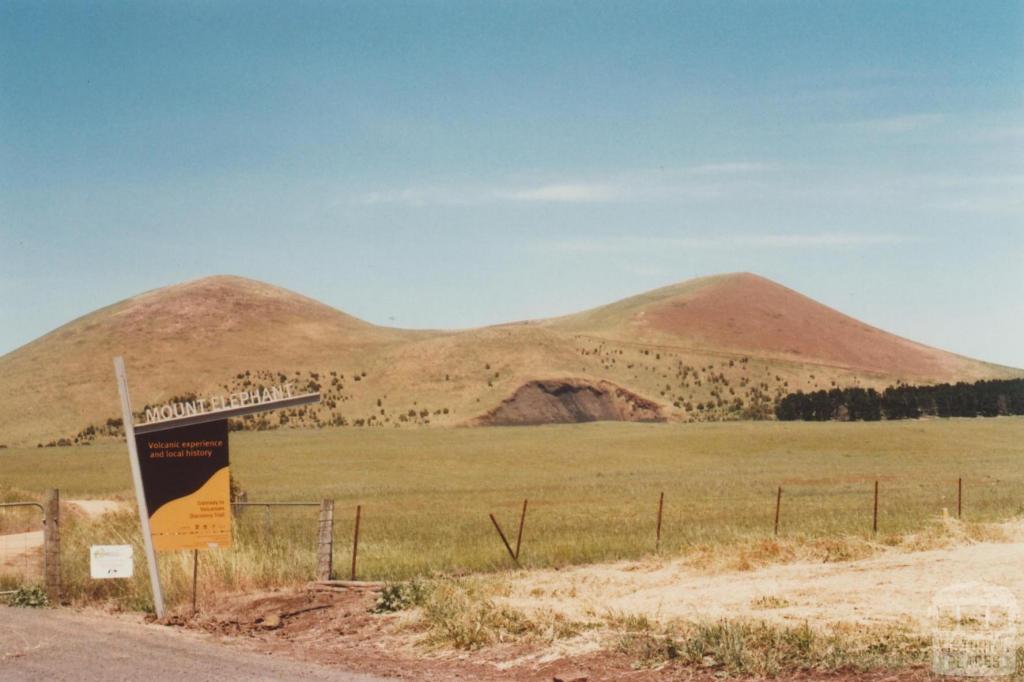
[{"left": 0, "top": 532, "right": 43, "bottom": 571}]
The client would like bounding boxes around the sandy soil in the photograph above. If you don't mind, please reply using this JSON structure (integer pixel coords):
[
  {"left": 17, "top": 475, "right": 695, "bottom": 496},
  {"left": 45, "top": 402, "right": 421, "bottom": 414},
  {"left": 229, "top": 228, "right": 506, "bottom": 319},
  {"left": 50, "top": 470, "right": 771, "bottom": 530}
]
[
  {"left": 64, "top": 499, "right": 128, "bottom": 517},
  {"left": 176, "top": 525, "right": 1024, "bottom": 680},
  {"left": 502, "top": 529, "right": 1024, "bottom": 634},
  {"left": 0, "top": 531, "right": 43, "bottom": 573}
]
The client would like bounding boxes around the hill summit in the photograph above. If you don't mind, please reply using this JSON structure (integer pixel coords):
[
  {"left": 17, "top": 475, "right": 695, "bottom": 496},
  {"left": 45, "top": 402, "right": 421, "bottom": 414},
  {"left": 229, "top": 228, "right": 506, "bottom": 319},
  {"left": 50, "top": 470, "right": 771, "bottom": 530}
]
[
  {"left": 548, "top": 272, "right": 969, "bottom": 378},
  {"left": 0, "top": 273, "right": 1017, "bottom": 446}
]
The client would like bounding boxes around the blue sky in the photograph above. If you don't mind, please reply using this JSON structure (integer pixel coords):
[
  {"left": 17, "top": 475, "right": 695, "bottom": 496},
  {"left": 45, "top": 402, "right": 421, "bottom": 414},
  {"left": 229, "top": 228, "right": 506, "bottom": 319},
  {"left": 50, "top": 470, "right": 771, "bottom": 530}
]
[{"left": 2, "top": 1, "right": 1022, "bottom": 366}]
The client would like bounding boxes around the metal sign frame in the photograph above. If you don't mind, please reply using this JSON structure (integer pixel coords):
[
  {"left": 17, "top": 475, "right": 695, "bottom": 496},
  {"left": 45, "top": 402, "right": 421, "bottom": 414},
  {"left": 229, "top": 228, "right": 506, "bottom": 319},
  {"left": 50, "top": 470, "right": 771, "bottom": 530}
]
[{"left": 134, "top": 391, "right": 320, "bottom": 435}]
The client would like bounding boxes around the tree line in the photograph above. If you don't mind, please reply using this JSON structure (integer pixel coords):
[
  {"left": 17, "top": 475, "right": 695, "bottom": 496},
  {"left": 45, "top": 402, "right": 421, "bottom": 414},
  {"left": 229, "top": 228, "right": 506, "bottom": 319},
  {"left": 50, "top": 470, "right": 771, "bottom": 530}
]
[{"left": 775, "top": 378, "right": 1024, "bottom": 422}]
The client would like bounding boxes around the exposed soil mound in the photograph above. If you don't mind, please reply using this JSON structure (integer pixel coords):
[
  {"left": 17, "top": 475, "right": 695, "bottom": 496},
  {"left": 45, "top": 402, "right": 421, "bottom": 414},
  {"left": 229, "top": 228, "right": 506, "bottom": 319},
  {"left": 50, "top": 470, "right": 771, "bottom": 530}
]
[{"left": 474, "top": 378, "right": 665, "bottom": 426}]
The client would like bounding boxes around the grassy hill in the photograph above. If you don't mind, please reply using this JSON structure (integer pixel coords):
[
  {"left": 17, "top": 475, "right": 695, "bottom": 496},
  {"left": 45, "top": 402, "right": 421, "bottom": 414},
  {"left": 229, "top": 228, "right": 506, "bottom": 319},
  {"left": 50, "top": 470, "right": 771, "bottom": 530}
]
[
  {"left": 546, "top": 273, "right": 1001, "bottom": 379},
  {"left": 0, "top": 273, "right": 1018, "bottom": 446}
]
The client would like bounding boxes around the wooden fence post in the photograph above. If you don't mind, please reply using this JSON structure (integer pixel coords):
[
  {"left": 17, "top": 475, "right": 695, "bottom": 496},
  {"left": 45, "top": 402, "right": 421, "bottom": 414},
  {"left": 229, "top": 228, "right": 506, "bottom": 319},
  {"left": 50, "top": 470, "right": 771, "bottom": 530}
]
[
  {"left": 191, "top": 549, "right": 200, "bottom": 616},
  {"left": 873, "top": 480, "right": 879, "bottom": 534},
  {"left": 233, "top": 491, "right": 248, "bottom": 516},
  {"left": 350, "top": 505, "right": 361, "bottom": 581},
  {"left": 514, "top": 499, "right": 528, "bottom": 561},
  {"left": 656, "top": 492, "right": 664, "bottom": 553},
  {"left": 773, "top": 486, "right": 782, "bottom": 536},
  {"left": 44, "top": 488, "right": 61, "bottom": 604},
  {"left": 316, "top": 499, "right": 334, "bottom": 581},
  {"left": 488, "top": 513, "right": 520, "bottom": 567},
  {"left": 957, "top": 477, "right": 962, "bottom": 519}
]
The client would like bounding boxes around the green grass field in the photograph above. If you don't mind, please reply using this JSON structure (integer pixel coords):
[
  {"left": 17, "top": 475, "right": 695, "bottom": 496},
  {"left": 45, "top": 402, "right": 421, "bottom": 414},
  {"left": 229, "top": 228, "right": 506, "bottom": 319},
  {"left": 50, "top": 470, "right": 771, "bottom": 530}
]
[{"left": 3, "top": 418, "right": 1023, "bottom": 596}]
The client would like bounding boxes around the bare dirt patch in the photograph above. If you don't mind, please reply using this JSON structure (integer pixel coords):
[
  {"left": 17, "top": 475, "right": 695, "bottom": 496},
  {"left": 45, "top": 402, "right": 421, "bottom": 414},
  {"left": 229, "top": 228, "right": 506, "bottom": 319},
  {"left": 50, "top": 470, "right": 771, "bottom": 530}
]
[
  {"left": 0, "top": 531, "right": 42, "bottom": 573},
  {"left": 176, "top": 587, "right": 525, "bottom": 680},
  {"left": 175, "top": 586, "right": 941, "bottom": 680},
  {"left": 474, "top": 378, "right": 665, "bottom": 426},
  {"left": 66, "top": 499, "right": 128, "bottom": 518}
]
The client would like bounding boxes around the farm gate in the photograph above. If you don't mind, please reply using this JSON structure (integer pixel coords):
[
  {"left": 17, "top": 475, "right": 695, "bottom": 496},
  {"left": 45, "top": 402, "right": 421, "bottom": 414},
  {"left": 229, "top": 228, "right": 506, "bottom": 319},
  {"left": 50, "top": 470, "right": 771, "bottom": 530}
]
[{"left": 0, "top": 490, "right": 60, "bottom": 602}]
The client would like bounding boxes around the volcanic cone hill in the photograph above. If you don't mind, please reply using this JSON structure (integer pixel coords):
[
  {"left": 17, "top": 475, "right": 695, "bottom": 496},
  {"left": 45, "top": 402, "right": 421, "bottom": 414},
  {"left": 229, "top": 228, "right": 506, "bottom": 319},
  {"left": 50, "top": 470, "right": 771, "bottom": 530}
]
[
  {"left": 544, "top": 273, "right": 989, "bottom": 379},
  {"left": 0, "top": 273, "right": 1018, "bottom": 446}
]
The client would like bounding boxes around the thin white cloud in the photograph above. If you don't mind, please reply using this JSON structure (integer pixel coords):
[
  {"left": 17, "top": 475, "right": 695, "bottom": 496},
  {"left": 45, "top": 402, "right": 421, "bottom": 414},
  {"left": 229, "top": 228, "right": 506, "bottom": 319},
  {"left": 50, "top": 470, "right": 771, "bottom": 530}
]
[
  {"left": 747, "top": 233, "right": 908, "bottom": 246},
  {"left": 355, "top": 167, "right": 1024, "bottom": 222},
  {"left": 912, "top": 173, "right": 1024, "bottom": 189},
  {"left": 355, "top": 162, "right": 776, "bottom": 206},
  {"left": 930, "top": 194, "right": 1024, "bottom": 215},
  {"left": 543, "top": 233, "right": 910, "bottom": 254},
  {"left": 842, "top": 113, "right": 945, "bottom": 134},
  {"left": 495, "top": 183, "right": 623, "bottom": 203}
]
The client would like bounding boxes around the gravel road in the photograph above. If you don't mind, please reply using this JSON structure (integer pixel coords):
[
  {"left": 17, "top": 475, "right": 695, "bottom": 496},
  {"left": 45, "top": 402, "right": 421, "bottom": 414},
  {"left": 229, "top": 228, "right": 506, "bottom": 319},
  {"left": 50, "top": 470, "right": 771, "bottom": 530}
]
[{"left": 0, "top": 606, "right": 392, "bottom": 681}]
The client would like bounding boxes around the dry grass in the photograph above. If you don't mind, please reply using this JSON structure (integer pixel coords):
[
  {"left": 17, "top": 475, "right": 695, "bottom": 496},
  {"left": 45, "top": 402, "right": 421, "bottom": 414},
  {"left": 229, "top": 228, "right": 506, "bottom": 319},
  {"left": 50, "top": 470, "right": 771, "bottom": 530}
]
[
  {"left": 413, "top": 576, "right": 587, "bottom": 650},
  {"left": 388, "top": 577, "right": 939, "bottom": 675},
  {"left": 58, "top": 508, "right": 323, "bottom": 611},
  {"left": 610, "top": 614, "right": 935, "bottom": 676},
  {"left": 0, "top": 486, "right": 44, "bottom": 535},
  {"left": 680, "top": 515, "right": 1012, "bottom": 574}
]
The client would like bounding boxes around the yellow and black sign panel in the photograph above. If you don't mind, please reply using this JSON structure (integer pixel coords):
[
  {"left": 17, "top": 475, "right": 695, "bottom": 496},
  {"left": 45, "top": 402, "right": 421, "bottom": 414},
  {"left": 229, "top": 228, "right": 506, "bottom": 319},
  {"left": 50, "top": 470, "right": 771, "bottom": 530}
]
[{"left": 135, "top": 420, "right": 231, "bottom": 551}]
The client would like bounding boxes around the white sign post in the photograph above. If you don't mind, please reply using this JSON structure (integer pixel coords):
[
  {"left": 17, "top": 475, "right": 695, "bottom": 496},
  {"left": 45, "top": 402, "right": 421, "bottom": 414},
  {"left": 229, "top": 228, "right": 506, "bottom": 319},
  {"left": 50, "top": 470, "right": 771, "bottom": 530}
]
[
  {"left": 90, "top": 545, "right": 134, "bottom": 579},
  {"left": 114, "top": 357, "right": 166, "bottom": 617}
]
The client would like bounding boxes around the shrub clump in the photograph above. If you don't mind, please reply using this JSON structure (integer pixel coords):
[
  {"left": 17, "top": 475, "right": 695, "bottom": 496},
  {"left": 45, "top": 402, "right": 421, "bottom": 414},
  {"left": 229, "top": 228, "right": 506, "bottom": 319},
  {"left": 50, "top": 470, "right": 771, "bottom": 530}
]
[
  {"left": 612, "top": 616, "right": 931, "bottom": 676},
  {"left": 387, "top": 577, "right": 584, "bottom": 650},
  {"left": 373, "top": 577, "right": 430, "bottom": 613},
  {"left": 420, "top": 579, "right": 533, "bottom": 649},
  {"left": 8, "top": 585, "right": 49, "bottom": 608}
]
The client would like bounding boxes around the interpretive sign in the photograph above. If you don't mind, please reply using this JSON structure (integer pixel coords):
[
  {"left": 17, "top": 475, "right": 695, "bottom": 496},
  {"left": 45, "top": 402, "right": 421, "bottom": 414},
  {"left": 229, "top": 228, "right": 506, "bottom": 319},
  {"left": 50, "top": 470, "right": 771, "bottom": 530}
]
[
  {"left": 136, "top": 419, "right": 231, "bottom": 551},
  {"left": 113, "top": 356, "right": 319, "bottom": 618}
]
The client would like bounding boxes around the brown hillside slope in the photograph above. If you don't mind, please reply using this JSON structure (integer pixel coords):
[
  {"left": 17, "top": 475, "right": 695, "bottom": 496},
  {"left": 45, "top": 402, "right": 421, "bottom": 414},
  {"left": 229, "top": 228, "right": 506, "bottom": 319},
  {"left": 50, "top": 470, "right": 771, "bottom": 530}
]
[
  {"left": 547, "top": 272, "right": 1005, "bottom": 381},
  {"left": 0, "top": 276, "right": 425, "bottom": 445},
  {"left": 0, "top": 273, "right": 1018, "bottom": 446}
]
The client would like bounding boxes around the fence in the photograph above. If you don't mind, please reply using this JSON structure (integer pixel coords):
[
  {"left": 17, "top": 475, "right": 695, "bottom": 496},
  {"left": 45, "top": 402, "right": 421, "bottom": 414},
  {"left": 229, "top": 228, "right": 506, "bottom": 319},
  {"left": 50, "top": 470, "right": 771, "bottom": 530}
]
[
  {"left": 321, "top": 473, "right": 1012, "bottom": 578},
  {"left": 0, "top": 490, "right": 60, "bottom": 602},
  {"left": 151, "top": 474, "right": 1024, "bottom": 587},
  {"left": 232, "top": 498, "right": 338, "bottom": 581},
  {"left": 465, "top": 475, "right": 1004, "bottom": 571},
  {"left": 0, "top": 491, "right": 342, "bottom": 609},
  {"left": 0, "top": 475, "right": 1010, "bottom": 607},
  {"left": 770, "top": 476, "right": 970, "bottom": 538}
]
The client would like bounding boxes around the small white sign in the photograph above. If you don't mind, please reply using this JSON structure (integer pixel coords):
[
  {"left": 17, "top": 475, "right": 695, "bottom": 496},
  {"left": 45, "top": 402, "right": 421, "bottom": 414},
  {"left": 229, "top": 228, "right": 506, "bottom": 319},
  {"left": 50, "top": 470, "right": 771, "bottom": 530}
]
[{"left": 90, "top": 545, "right": 134, "bottom": 579}]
